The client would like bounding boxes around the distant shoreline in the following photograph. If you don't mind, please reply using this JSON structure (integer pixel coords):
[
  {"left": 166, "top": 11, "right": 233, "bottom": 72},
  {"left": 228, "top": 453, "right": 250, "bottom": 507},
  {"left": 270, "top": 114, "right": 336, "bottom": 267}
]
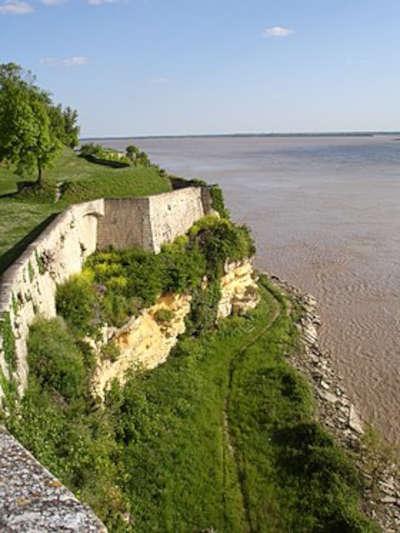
[{"left": 82, "top": 131, "right": 400, "bottom": 141}]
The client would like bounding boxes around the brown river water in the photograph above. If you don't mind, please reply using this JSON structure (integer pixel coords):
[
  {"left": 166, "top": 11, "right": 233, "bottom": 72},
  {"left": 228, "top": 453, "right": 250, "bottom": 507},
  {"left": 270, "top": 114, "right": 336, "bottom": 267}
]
[{"left": 102, "top": 135, "right": 400, "bottom": 443}]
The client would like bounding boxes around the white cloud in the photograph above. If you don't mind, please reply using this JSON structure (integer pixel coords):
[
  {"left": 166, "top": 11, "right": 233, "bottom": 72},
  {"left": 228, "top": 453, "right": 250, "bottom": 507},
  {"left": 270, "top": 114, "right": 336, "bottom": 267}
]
[
  {"left": 41, "top": 0, "right": 66, "bottom": 5},
  {"left": 263, "top": 26, "right": 294, "bottom": 38},
  {"left": 0, "top": 0, "right": 33, "bottom": 14},
  {"left": 40, "top": 56, "right": 89, "bottom": 67}
]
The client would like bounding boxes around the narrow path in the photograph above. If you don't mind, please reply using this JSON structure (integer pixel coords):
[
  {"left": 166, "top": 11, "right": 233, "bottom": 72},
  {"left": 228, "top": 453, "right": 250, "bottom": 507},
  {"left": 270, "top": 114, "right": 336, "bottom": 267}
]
[{"left": 222, "top": 287, "right": 284, "bottom": 532}]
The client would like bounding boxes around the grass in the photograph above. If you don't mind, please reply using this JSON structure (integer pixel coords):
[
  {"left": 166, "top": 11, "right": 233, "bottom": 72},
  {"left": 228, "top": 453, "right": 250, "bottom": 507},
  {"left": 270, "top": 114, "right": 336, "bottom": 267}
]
[
  {"left": 0, "top": 149, "right": 171, "bottom": 273},
  {"left": 8, "top": 275, "right": 376, "bottom": 531},
  {"left": 112, "top": 278, "right": 375, "bottom": 532}
]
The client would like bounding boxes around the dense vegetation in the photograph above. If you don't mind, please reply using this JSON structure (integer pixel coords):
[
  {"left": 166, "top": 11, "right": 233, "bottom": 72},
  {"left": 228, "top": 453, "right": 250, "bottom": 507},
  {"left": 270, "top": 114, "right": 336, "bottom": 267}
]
[
  {"left": 56, "top": 216, "right": 255, "bottom": 334},
  {"left": 79, "top": 143, "right": 150, "bottom": 168},
  {"left": 7, "top": 276, "right": 375, "bottom": 532},
  {"left": 4, "top": 217, "right": 374, "bottom": 531}
]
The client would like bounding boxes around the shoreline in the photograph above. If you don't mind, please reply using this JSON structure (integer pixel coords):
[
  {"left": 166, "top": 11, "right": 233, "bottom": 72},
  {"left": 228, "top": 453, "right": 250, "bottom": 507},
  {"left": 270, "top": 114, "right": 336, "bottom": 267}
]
[{"left": 268, "top": 273, "right": 400, "bottom": 532}]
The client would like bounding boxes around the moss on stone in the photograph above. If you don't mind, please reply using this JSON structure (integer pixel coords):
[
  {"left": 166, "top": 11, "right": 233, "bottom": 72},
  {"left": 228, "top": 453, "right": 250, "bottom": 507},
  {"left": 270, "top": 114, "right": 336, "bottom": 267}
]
[{"left": 0, "top": 312, "right": 16, "bottom": 371}]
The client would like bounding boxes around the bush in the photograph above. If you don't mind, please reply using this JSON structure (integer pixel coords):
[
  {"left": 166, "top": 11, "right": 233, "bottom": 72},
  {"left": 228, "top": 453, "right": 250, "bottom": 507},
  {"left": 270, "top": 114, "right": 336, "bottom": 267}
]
[
  {"left": 79, "top": 143, "right": 103, "bottom": 157},
  {"left": 189, "top": 216, "right": 255, "bottom": 276},
  {"left": 209, "top": 184, "right": 230, "bottom": 218},
  {"left": 79, "top": 143, "right": 131, "bottom": 167},
  {"left": 185, "top": 281, "right": 221, "bottom": 335},
  {"left": 27, "top": 318, "right": 87, "bottom": 400},
  {"left": 101, "top": 341, "right": 120, "bottom": 362},
  {"left": 56, "top": 275, "right": 100, "bottom": 338},
  {"left": 63, "top": 217, "right": 254, "bottom": 332},
  {"left": 153, "top": 308, "right": 174, "bottom": 325},
  {"left": 125, "top": 145, "right": 150, "bottom": 167}
]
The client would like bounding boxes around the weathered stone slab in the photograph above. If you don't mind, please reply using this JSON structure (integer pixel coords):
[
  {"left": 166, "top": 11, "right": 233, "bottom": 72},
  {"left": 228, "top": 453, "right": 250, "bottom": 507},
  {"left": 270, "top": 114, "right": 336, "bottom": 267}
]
[{"left": 0, "top": 428, "right": 106, "bottom": 532}]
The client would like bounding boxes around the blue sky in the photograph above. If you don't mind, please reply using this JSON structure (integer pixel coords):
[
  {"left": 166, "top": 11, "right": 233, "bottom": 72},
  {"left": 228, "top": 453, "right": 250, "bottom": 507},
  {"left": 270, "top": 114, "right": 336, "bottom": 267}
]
[{"left": 1, "top": 0, "right": 399, "bottom": 136}]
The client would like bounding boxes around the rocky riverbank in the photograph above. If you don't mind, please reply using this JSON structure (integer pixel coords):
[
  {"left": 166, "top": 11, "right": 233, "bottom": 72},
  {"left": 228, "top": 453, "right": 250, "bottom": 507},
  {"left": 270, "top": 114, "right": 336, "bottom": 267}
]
[{"left": 268, "top": 273, "right": 400, "bottom": 533}]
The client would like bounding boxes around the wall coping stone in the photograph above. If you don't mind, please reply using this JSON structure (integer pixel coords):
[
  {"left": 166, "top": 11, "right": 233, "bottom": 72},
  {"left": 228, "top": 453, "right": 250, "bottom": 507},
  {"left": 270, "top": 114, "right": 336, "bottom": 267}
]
[{"left": 0, "top": 427, "right": 106, "bottom": 532}]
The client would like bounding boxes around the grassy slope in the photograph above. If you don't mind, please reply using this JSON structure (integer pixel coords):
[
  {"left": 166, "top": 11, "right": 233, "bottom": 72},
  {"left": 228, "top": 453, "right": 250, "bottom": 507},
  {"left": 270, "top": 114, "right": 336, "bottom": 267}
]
[
  {"left": 7, "top": 274, "right": 376, "bottom": 531},
  {"left": 111, "top": 279, "right": 375, "bottom": 531},
  {"left": 0, "top": 149, "right": 171, "bottom": 273}
]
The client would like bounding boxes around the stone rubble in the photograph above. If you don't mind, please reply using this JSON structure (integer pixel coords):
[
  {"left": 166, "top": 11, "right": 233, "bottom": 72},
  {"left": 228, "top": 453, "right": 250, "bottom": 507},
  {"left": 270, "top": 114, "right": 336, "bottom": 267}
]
[{"left": 268, "top": 273, "right": 400, "bottom": 533}]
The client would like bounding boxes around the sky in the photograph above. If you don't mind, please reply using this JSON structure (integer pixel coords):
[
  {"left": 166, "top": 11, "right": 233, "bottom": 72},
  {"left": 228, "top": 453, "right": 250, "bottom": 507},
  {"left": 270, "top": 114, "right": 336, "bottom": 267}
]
[{"left": 1, "top": 0, "right": 400, "bottom": 137}]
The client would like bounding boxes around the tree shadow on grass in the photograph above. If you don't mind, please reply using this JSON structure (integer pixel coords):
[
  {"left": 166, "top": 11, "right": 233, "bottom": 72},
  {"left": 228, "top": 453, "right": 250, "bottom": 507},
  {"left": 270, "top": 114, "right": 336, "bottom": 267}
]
[{"left": 0, "top": 213, "right": 59, "bottom": 275}]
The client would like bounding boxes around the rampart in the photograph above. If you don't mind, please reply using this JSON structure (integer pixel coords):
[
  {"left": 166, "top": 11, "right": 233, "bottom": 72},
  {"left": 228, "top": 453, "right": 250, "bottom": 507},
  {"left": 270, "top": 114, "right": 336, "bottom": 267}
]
[
  {"left": 0, "top": 186, "right": 211, "bottom": 531},
  {"left": 0, "top": 187, "right": 210, "bottom": 399}
]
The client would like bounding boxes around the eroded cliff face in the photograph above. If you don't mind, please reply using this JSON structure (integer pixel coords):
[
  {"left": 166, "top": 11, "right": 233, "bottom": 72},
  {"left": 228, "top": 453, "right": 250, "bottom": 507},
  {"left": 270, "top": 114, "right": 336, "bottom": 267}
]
[
  {"left": 93, "top": 260, "right": 259, "bottom": 398},
  {"left": 217, "top": 259, "right": 260, "bottom": 319},
  {"left": 92, "top": 293, "right": 191, "bottom": 398}
]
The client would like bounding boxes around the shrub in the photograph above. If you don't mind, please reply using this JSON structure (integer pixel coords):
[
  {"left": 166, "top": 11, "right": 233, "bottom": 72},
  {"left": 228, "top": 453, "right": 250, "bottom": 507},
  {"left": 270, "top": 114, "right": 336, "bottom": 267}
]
[
  {"left": 160, "top": 247, "right": 206, "bottom": 293},
  {"left": 209, "top": 184, "right": 230, "bottom": 218},
  {"left": 185, "top": 281, "right": 221, "bottom": 335},
  {"left": 79, "top": 143, "right": 103, "bottom": 157},
  {"left": 27, "top": 317, "right": 87, "bottom": 400},
  {"left": 56, "top": 275, "right": 99, "bottom": 338},
  {"left": 189, "top": 216, "right": 255, "bottom": 275},
  {"left": 153, "top": 308, "right": 174, "bottom": 325},
  {"left": 101, "top": 341, "right": 120, "bottom": 362}
]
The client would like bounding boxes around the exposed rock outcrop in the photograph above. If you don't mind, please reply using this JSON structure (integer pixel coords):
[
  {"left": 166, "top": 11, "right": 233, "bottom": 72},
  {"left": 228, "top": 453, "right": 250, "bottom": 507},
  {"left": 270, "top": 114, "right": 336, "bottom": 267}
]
[
  {"left": 217, "top": 259, "right": 260, "bottom": 319},
  {"left": 92, "top": 293, "right": 192, "bottom": 398},
  {"left": 93, "top": 260, "right": 260, "bottom": 398}
]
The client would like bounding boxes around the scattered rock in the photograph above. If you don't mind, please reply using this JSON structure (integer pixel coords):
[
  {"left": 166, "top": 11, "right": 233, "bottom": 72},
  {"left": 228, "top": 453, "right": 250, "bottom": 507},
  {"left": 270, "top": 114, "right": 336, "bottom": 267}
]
[
  {"left": 348, "top": 405, "right": 364, "bottom": 434},
  {"left": 380, "top": 496, "right": 398, "bottom": 505},
  {"left": 320, "top": 380, "right": 330, "bottom": 390},
  {"left": 266, "top": 272, "right": 400, "bottom": 531},
  {"left": 319, "top": 390, "right": 338, "bottom": 404}
]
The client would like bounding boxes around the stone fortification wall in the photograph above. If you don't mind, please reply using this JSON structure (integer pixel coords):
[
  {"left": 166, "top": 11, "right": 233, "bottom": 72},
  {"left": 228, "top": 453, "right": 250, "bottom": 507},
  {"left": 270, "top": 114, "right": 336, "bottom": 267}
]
[
  {"left": 148, "top": 187, "right": 207, "bottom": 252},
  {"left": 97, "top": 187, "right": 209, "bottom": 253},
  {"left": 96, "top": 197, "right": 153, "bottom": 251},
  {"left": 0, "top": 187, "right": 210, "bottom": 400},
  {"left": 0, "top": 200, "right": 104, "bottom": 397},
  {"left": 0, "top": 427, "right": 106, "bottom": 532},
  {"left": 0, "top": 186, "right": 211, "bottom": 531}
]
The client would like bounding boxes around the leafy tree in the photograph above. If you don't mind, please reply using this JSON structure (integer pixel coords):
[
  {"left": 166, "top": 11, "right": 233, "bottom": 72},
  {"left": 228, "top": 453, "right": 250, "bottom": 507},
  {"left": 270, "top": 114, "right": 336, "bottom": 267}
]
[
  {"left": 0, "top": 63, "right": 79, "bottom": 184},
  {"left": 125, "top": 144, "right": 139, "bottom": 161},
  {"left": 62, "top": 106, "right": 80, "bottom": 148}
]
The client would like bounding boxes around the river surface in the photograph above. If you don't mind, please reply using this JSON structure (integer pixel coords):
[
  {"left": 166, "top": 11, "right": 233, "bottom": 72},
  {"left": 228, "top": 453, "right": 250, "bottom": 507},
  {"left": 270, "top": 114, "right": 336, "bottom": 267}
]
[{"left": 103, "top": 135, "right": 400, "bottom": 442}]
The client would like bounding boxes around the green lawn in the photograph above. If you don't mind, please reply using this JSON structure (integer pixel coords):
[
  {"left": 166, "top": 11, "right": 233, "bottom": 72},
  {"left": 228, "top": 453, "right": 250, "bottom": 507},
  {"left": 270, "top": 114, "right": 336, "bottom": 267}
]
[{"left": 0, "top": 149, "right": 171, "bottom": 273}]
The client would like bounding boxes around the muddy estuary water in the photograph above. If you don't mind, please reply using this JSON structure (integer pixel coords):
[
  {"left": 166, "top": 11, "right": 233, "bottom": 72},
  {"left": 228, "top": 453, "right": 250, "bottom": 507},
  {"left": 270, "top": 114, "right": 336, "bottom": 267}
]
[{"left": 103, "top": 135, "right": 400, "bottom": 442}]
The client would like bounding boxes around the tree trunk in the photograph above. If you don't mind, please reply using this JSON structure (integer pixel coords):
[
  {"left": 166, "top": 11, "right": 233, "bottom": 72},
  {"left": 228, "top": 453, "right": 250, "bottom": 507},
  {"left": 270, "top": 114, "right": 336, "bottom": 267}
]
[{"left": 37, "top": 160, "right": 42, "bottom": 186}]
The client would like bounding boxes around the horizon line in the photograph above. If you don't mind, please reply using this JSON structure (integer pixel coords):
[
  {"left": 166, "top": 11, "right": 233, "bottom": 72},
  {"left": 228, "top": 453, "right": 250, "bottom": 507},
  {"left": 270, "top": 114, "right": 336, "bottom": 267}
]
[{"left": 81, "top": 130, "right": 400, "bottom": 141}]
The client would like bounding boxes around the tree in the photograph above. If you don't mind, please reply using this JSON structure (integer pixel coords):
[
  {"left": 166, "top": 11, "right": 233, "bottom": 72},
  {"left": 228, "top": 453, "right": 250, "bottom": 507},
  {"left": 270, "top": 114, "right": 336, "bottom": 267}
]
[
  {"left": 0, "top": 63, "right": 79, "bottom": 185},
  {"left": 126, "top": 144, "right": 139, "bottom": 162},
  {"left": 62, "top": 106, "right": 80, "bottom": 148}
]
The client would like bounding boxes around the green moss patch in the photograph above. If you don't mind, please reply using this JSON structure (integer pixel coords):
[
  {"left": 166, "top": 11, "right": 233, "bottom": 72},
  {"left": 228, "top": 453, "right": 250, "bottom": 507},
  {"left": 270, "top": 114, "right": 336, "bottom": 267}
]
[{"left": 0, "top": 311, "right": 16, "bottom": 371}]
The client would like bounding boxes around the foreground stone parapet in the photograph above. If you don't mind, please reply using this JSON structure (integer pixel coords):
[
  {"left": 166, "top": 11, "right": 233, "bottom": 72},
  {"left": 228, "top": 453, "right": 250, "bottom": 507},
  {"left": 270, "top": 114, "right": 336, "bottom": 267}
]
[{"left": 0, "top": 428, "right": 106, "bottom": 532}]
